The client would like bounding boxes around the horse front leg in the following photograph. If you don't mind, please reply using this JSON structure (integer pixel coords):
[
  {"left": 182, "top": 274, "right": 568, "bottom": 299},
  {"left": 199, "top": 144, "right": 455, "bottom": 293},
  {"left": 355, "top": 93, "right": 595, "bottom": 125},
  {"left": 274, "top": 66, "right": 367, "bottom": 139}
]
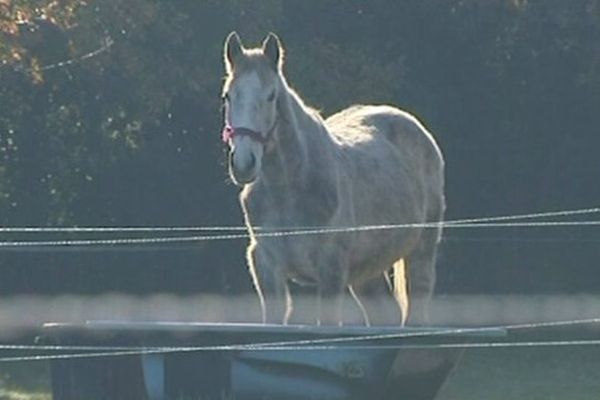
[
  {"left": 248, "top": 243, "right": 291, "bottom": 324},
  {"left": 259, "top": 267, "right": 292, "bottom": 324}
]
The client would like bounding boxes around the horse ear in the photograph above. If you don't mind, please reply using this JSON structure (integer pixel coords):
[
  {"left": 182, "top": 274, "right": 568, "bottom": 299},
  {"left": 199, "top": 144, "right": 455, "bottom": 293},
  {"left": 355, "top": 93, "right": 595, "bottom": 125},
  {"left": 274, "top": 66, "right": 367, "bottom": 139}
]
[
  {"left": 262, "top": 32, "right": 284, "bottom": 71},
  {"left": 224, "top": 31, "right": 243, "bottom": 71}
]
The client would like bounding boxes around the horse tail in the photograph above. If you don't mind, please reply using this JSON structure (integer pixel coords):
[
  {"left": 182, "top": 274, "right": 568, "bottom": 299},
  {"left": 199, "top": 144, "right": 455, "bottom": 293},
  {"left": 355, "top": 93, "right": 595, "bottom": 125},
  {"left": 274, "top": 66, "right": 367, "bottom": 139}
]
[{"left": 392, "top": 258, "right": 409, "bottom": 325}]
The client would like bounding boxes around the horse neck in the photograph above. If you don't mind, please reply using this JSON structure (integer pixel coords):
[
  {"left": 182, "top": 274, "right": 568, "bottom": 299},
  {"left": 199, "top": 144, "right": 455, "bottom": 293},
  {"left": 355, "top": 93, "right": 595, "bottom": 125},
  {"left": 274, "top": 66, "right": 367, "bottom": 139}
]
[{"left": 261, "top": 82, "right": 332, "bottom": 186}]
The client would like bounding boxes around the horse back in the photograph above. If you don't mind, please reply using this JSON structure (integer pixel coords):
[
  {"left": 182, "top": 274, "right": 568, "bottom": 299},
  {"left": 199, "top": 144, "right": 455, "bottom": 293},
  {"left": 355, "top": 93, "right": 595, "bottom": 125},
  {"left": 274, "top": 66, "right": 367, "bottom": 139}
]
[
  {"left": 326, "top": 104, "right": 444, "bottom": 180},
  {"left": 325, "top": 105, "right": 445, "bottom": 284}
]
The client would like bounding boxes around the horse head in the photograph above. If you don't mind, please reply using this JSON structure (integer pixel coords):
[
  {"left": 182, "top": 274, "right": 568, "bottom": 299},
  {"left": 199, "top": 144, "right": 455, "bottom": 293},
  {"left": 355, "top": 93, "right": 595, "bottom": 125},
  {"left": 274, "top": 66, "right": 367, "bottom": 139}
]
[{"left": 222, "top": 31, "right": 284, "bottom": 185}]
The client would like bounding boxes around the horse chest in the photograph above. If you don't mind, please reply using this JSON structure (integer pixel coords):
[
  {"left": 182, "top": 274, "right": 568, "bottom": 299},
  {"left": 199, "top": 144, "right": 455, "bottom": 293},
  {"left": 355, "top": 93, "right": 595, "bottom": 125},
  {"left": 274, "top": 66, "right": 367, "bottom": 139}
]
[
  {"left": 242, "top": 187, "right": 344, "bottom": 280},
  {"left": 242, "top": 177, "right": 340, "bottom": 228}
]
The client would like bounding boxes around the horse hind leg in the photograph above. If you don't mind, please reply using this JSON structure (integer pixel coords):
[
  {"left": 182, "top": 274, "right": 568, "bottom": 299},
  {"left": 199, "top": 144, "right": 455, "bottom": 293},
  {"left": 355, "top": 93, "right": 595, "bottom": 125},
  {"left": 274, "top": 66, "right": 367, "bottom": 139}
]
[
  {"left": 392, "top": 259, "right": 409, "bottom": 325},
  {"left": 350, "top": 272, "right": 406, "bottom": 326},
  {"left": 348, "top": 285, "right": 371, "bottom": 326},
  {"left": 405, "top": 226, "right": 441, "bottom": 326}
]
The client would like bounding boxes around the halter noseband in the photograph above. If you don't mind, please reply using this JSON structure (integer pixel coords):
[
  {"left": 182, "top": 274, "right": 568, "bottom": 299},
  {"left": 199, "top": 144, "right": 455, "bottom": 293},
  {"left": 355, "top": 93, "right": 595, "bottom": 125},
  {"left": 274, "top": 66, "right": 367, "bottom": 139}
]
[
  {"left": 222, "top": 118, "right": 278, "bottom": 146},
  {"left": 222, "top": 126, "right": 269, "bottom": 145}
]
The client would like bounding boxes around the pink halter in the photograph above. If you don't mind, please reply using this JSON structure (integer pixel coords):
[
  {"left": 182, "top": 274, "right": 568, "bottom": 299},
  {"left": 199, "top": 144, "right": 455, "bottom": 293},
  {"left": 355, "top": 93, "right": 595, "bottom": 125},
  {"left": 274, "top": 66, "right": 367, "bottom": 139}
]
[
  {"left": 221, "top": 124, "right": 235, "bottom": 143},
  {"left": 221, "top": 124, "right": 270, "bottom": 145}
]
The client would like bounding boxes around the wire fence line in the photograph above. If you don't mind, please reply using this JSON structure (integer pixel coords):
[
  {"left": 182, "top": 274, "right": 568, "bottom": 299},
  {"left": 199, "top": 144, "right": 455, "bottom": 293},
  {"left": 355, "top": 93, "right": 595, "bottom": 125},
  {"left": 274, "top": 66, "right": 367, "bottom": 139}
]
[
  {"left": 1, "top": 205, "right": 598, "bottom": 233},
  {"left": 0, "top": 206, "right": 598, "bottom": 248},
  {"left": 1, "top": 221, "right": 600, "bottom": 249},
  {"left": 9, "top": 340, "right": 600, "bottom": 363},
  {"left": 0, "top": 317, "right": 599, "bottom": 362}
]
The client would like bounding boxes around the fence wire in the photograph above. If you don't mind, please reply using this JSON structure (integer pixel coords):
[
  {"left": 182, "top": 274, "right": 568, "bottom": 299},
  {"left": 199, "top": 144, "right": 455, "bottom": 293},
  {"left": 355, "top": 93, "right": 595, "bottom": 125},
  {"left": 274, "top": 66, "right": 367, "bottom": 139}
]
[
  {"left": 1, "top": 317, "right": 600, "bottom": 362},
  {"left": 0, "top": 206, "right": 598, "bottom": 248}
]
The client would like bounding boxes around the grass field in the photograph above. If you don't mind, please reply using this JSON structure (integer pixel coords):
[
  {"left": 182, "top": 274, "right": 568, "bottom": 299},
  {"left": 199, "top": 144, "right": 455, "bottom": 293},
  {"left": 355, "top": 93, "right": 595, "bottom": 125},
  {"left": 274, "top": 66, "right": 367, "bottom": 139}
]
[{"left": 438, "top": 346, "right": 600, "bottom": 400}]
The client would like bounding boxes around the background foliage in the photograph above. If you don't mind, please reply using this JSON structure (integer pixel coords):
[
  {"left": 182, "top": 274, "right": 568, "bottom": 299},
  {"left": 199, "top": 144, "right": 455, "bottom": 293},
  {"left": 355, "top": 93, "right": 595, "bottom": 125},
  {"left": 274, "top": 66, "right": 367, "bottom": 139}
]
[{"left": 0, "top": 0, "right": 599, "bottom": 296}]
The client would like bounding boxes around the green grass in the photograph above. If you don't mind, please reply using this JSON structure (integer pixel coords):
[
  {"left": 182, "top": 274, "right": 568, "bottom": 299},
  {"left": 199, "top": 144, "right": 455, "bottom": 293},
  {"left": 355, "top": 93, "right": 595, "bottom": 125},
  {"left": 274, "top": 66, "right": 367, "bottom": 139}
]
[
  {"left": 0, "top": 362, "right": 50, "bottom": 400},
  {"left": 438, "top": 346, "right": 600, "bottom": 400},
  {"left": 0, "top": 390, "right": 50, "bottom": 400}
]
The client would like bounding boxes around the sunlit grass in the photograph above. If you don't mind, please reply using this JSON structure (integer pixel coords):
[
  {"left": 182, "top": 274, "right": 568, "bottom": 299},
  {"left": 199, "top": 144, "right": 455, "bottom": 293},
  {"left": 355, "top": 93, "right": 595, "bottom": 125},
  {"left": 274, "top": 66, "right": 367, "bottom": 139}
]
[
  {"left": 0, "top": 389, "right": 50, "bottom": 400},
  {"left": 0, "top": 363, "right": 50, "bottom": 400},
  {"left": 438, "top": 346, "right": 600, "bottom": 400}
]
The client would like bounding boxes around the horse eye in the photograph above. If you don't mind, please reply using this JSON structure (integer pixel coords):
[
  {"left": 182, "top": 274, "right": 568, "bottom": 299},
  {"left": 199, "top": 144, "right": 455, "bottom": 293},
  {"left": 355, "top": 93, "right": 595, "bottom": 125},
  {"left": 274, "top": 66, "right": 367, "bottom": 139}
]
[{"left": 267, "top": 90, "right": 276, "bottom": 102}]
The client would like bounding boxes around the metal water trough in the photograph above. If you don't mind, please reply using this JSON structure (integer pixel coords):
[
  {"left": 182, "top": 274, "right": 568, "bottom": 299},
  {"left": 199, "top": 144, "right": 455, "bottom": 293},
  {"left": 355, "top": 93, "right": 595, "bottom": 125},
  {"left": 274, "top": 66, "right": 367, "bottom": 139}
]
[{"left": 42, "top": 321, "right": 502, "bottom": 400}]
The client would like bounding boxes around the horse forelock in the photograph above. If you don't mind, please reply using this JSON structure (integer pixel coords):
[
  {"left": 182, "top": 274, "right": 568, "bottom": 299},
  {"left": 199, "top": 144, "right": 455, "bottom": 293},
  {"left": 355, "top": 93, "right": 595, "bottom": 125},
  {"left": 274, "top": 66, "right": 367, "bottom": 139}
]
[{"left": 226, "top": 50, "right": 279, "bottom": 83}]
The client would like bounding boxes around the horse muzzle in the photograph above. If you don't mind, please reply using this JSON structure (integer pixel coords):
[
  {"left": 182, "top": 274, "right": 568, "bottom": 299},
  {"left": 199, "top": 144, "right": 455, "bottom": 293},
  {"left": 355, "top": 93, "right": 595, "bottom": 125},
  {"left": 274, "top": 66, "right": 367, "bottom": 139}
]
[{"left": 229, "top": 149, "right": 258, "bottom": 186}]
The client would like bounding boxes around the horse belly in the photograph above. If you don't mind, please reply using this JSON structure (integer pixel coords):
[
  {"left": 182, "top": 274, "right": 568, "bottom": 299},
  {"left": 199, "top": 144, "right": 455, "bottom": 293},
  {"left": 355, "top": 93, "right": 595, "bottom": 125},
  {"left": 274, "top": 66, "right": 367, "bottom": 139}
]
[
  {"left": 258, "top": 235, "right": 322, "bottom": 283},
  {"left": 347, "top": 229, "right": 420, "bottom": 284}
]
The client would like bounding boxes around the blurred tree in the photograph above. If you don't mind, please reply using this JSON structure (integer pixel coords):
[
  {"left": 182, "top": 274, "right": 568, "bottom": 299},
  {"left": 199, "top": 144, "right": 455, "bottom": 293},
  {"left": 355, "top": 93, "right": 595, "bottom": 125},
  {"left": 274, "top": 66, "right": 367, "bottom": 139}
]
[{"left": 0, "top": 0, "right": 598, "bottom": 296}]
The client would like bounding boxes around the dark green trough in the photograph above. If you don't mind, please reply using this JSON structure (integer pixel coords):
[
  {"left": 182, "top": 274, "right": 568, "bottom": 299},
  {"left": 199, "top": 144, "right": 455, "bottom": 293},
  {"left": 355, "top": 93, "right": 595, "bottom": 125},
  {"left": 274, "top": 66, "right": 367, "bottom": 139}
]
[{"left": 41, "top": 321, "right": 507, "bottom": 400}]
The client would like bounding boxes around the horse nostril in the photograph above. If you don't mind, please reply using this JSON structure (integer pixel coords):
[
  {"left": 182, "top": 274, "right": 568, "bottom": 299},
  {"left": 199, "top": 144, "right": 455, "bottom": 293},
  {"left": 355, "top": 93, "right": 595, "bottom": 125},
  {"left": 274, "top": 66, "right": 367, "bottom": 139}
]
[{"left": 248, "top": 153, "right": 256, "bottom": 170}]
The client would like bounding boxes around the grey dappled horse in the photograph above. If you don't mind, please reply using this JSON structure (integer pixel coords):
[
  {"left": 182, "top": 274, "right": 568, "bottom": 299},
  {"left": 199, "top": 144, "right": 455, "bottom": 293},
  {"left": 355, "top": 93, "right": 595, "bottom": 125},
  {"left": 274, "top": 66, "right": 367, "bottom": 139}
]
[{"left": 221, "top": 32, "right": 445, "bottom": 326}]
